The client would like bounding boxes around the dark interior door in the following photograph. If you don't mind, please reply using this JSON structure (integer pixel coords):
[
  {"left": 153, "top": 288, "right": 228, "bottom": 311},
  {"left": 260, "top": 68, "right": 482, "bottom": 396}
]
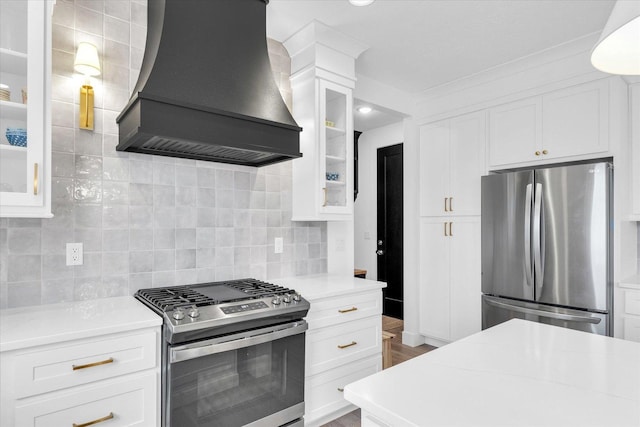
[{"left": 377, "top": 143, "right": 403, "bottom": 319}]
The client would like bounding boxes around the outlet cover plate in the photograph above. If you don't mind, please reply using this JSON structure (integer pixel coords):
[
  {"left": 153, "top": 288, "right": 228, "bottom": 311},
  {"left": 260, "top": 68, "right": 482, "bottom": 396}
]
[{"left": 66, "top": 242, "right": 83, "bottom": 266}]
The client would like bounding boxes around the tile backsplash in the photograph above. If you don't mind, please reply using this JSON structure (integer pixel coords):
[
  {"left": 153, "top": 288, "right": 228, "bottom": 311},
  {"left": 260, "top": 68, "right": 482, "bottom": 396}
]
[{"left": 0, "top": 0, "right": 326, "bottom": 308}]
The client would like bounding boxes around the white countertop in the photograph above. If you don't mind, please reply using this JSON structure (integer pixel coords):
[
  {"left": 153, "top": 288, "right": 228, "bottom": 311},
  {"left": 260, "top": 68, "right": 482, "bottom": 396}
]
[
  {"left": 274, "top": 274, "right": 386, "bottom": 301},
  {"left": 344, "top": 319, "right": 640, "bottom": 427},
  {"left": 0, "top": 296, "right": 162, "bottom": 352}
]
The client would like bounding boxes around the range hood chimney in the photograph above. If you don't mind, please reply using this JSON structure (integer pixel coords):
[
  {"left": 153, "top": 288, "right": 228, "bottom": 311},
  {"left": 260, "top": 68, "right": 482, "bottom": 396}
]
[{"left": 116, "top": 0, "right": 302, "bottom": 167}]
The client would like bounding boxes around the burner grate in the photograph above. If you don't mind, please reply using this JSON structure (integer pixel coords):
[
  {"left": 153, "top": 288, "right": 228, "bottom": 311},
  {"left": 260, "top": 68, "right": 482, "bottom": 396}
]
[
  {"left": 136, "top": 286, "right": 217, "bottom": 312},
  {"left": 225, "top": 279, "right": 295, "bottom": 297},
  {"left": 135, "top": 279, "right": 298, "bottom": 313}
]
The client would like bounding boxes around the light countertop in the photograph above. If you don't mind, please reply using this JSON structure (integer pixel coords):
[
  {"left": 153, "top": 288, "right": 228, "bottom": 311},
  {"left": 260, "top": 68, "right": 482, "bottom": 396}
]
[
  {"left": 0, "top": 296, "right": 162, "bottom": 352},
  {"left": 274, "top": 274, "right": 386, "bottom": 301},
  {"left": 344, "top": 319, "right": 640, "bottom": 427}
]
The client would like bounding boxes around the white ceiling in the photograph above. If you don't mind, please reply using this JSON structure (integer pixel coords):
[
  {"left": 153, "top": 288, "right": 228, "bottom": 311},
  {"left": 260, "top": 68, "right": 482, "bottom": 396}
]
[{"left": 266, "top": 0, "right": 615, "bottom": 130}]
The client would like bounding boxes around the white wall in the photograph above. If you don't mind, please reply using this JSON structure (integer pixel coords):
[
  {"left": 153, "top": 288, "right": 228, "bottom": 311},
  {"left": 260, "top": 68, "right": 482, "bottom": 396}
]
[{"left": 354, "top": 122, "right": 404, "bottom": 280}]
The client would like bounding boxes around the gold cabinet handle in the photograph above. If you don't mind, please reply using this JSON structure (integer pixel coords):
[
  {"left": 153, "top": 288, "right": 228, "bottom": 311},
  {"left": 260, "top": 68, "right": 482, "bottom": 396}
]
[
  {"left": 337, "top": 387, "right": 344, "bottom": 392},
  {"left": 72, "top": 357, "right": 114, "bottom": 371},
  {"left": 73, "top": 412, "right": 114, "bottom": 427},
  {"left": 535, "top": 151, "right": 541, "bottom": 156},
  {"left": 449, "top": 197, "right": 453, "bottom": 212},
  {"left": 322, "top": 187, "right": 327, "bottom": 207},
  {"left": 449, "top": 222, "right": 453, "bottom": 236},
  {"left": 33, "top": 163, "right": 39, "bottom": 195},
  {"left": 542, "top": 149, "right": 548, "bottom": 155},
  {"left": 444, "top": 222, "right": 448, "bottom": 237},
  {"left": 338, "top": 307, "right": 358, "bottom": 313},
  {"left": 338, "top": 341, "right": 357, "bottom": 349},
  {"left": 444, "top": 197, "right": 448, "bottom": 212}
]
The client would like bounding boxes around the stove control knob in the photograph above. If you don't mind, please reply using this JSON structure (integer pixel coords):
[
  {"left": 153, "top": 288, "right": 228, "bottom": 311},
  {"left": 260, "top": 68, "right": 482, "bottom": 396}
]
[
  {"left": 282, "top": 294, "right": 291, "bottom": 304},
  {"left": 173, "top": 308, "right": 185, "bottom": 320},
  {"left": 292, "top": 292, "right": 302, "bottom": 302},
  {"left": 272, "top": 296, "right": 281, "bottom": 306},
  {"left": 188, "top": 306, "right": 200, "bottom": 318}
]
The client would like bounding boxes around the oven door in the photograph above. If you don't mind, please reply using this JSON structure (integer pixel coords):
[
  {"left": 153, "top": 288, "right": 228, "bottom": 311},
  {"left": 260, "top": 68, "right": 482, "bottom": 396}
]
[{"left": 167, "top": 320, "right": 307, "bottom": 427}]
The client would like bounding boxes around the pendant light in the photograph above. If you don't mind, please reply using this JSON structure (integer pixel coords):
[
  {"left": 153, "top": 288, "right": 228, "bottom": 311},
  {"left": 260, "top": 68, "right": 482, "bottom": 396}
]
[{"left": 591, "top": 0, "right": 640, "bottom": 75}]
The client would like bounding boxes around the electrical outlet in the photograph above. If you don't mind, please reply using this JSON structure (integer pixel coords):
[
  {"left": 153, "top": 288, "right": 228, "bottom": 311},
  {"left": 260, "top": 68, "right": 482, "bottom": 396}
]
[
  {"left": 274, "top": 237, "right": 283, "bottom": 254},
  {"left": 66, "top": 243, "right": 83, "bottom": 266}
]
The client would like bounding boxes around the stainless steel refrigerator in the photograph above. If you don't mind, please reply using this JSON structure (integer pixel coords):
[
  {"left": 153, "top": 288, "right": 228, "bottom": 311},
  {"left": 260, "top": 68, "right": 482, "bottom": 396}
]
[{"left": 481, "top": 161, "right": 612, "bottom": 336}]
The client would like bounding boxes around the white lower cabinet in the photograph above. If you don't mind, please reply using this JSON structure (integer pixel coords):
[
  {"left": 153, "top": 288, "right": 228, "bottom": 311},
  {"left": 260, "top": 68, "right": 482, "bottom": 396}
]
[
  {"left": 1, "top": 328, "right": 160, "bottom": 426},
  {"left": 15, "top": 371, "right": 156, "bottom": 427},
  {"left": 304, "top": 288, "right": 383, "bottom": 426},
  {"left": 305, "top": 356, "right": 381, "bottom": 424},
  {"left": 622, "top": 286, "right": 640, "bottom": 342},
  {"left": 419, "top": 217, "right": 481, "bottom": 344}
]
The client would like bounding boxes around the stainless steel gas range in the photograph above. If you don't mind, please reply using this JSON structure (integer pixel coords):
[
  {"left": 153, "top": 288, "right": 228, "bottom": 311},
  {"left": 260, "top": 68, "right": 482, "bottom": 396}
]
[{"left": 135, "top": 279, "right": 310, "bottom": 427}]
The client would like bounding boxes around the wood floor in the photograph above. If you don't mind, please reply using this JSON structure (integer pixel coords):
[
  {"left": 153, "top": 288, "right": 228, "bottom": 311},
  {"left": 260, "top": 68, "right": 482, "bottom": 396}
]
[{"left": 320, "top": 316, "right": 436, "bottom": 427}]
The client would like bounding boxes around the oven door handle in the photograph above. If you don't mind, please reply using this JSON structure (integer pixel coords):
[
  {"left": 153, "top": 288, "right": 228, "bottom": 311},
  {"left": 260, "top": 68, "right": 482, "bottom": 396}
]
[{"left": 170, "top": 321, "right": 308, "bottom": 363}]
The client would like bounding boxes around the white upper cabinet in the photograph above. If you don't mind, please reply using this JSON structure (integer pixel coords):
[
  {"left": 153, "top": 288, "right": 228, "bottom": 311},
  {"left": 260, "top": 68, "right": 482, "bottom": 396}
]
[
  {"left": 630, "top": 83, "right": 640, "bottom": 220},
  {"left": 542, "top": 79, "right": 609, "bottom": 159},
  {"left": 420, "top": 111, "right": 485, "bottom": 217},
  {"left": 0, "top": 0, "right": 52, "bottom": 218},
  {"left": 285, "top": 21, "right": 365, "bottom": 221},
  {"left": 488, "top": 97, "right": 542, "bottom": 166},
  {"left": 488, "top": 79, "right": 610, "bottom": 169}
]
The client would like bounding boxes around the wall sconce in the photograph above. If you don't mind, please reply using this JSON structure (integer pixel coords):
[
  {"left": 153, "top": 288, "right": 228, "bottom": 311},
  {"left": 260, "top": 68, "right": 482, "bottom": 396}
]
[
  {"left": 591, "top": 1, "right": 640, "bottom": 75},
  {"left": 74, "top": 42, "right": 101, "bottom": 130}
]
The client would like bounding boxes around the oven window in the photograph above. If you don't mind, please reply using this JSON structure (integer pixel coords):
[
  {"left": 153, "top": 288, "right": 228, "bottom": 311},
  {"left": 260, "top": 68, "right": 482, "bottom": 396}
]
[{"left": 168, "top": 332, "right": 305, "bottom": 426}]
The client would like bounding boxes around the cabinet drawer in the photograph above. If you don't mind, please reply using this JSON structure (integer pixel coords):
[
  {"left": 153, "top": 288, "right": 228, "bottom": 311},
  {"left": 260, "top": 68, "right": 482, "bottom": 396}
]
[
  {"left": 624, "top": 317, "right": 640, "bottom": 343},
  {"left": 306, "top": 316, "right": 381, "bottom": 376},
  {"left": 306, "top": 291, "right": 381, "bottom": 330},
  {"left": 305, "top": 355, "right": 381, "bottom": 423},
  {"left": 13, "top": 330, "right": 157, "bottom": 398},
  {"left": 624, "top": 291, "right": 640, "bottom": 316},
  {"left": 15, "top": 371, "right": 157, "bottom": 427}
]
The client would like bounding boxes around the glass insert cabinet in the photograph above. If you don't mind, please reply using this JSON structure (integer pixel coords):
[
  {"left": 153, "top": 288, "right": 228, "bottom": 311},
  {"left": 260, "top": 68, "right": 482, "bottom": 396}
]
[
  {"left": 292, "top": 77, "right": 354, "bottom": 220},
  {"left": 0, "top": 0, "right": 52, "bottom": 217}
]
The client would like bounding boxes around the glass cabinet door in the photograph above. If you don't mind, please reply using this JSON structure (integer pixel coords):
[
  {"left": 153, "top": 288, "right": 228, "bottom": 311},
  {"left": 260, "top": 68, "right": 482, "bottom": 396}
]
[
  {"left": 0, "top": 1, "right": 48, "bottom": 213},
  {"left": 319, "top": 80, "right": 353, "bottom": 215}
]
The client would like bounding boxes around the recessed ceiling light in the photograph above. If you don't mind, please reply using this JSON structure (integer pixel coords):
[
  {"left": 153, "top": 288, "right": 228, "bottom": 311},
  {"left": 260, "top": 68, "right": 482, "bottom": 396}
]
[
  {"left": 357, "top": 106, "right": 373, "bottom": 114},
  {"left": 349, "top": 0, "right": 375, "bottom": 6}
]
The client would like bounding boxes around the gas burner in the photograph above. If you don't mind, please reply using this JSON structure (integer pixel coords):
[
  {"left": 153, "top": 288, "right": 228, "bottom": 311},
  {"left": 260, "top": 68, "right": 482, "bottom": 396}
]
[{"left": 135, "top": 279, "right": 299, "bottom": 313}]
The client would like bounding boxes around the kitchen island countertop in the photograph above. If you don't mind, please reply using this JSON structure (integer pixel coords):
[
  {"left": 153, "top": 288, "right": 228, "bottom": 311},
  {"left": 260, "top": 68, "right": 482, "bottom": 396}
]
[
  {"left": 274, "top": 274, "right": 386, "bottom": 301},
  {"left": 344, "top": 319, "right": 640, "bottom": 427},
  {"left": 0, "top": 296, "right": 162, "bottom": 352}
]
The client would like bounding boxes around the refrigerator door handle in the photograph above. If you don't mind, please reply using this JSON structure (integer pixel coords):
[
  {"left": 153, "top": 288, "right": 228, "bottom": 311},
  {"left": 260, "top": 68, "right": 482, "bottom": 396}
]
[
  {"left": 533, "top": 183, "right": 543, "bottom": 295},
  {"left": 524, "top": 183, "right": 533, "bottom": 288},
  {"left": 484, "top": 296, "right": 602, "bottom": 324}
]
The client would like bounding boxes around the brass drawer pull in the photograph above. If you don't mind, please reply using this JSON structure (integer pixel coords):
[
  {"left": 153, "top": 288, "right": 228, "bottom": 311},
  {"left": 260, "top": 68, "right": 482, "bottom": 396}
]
[
  {"left": 322, "top": 187, "right": 327, "bottom": 207},
  {"left": 542, "top": 149, "right": 548, "bottom": 155},
  {"left": 444, "top": 222, "right": 448, "bottom": 237},
  {"left": 338, "top": 341, "right": 357, "bottom": 349},
  {"left": 449, "top": 222, "right": 453, "bottom": 236},
  {"left": 338, "top": 307, "right": 358, "bottom": 314},
  {"left": 449, "top": 197, "right": 453, "bottom": 212},
  {"left": 337, "top": 387, "right": 344, "bottom": 392},
  {"left": 33, "top": 163, "right": 39, "bottom": 195},
  {"left": 73, "top": 412, "right": 114, "bottom": 427},
  {"left": 72, "top": 357, "right": 114, "bottom": 371},
  {"left": 444, "top": 197, "right": 448, "bottom": 212}
]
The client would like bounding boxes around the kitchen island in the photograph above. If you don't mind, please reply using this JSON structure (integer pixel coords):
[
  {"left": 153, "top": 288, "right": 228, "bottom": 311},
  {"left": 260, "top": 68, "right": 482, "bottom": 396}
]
[{"left": 344, "top": 319, "right": 640, "bottom": 427}]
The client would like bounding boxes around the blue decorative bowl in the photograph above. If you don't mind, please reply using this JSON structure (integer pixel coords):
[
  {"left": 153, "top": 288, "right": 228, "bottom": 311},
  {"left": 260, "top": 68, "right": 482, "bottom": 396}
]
[
  {"left": 5, "top": 128, "right": 27, "bottom": 147},
  {"left": 326, "top": 172, "right": 340, "bottom": 181}
]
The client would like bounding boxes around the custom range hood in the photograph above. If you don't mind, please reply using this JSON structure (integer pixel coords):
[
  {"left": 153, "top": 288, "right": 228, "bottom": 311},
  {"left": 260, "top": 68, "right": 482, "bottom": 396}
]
[{"left": 116, "top": 0, "right": 301, "bottom": 167}]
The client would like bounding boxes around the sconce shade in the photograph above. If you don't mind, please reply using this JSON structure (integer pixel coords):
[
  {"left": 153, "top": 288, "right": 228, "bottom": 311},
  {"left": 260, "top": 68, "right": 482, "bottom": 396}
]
[
  {"left": 591, "top": 0, "right": 640, "bottom": 75},
  {"left": 74, "top": 42, "right": 101, "bottom": 76}
]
